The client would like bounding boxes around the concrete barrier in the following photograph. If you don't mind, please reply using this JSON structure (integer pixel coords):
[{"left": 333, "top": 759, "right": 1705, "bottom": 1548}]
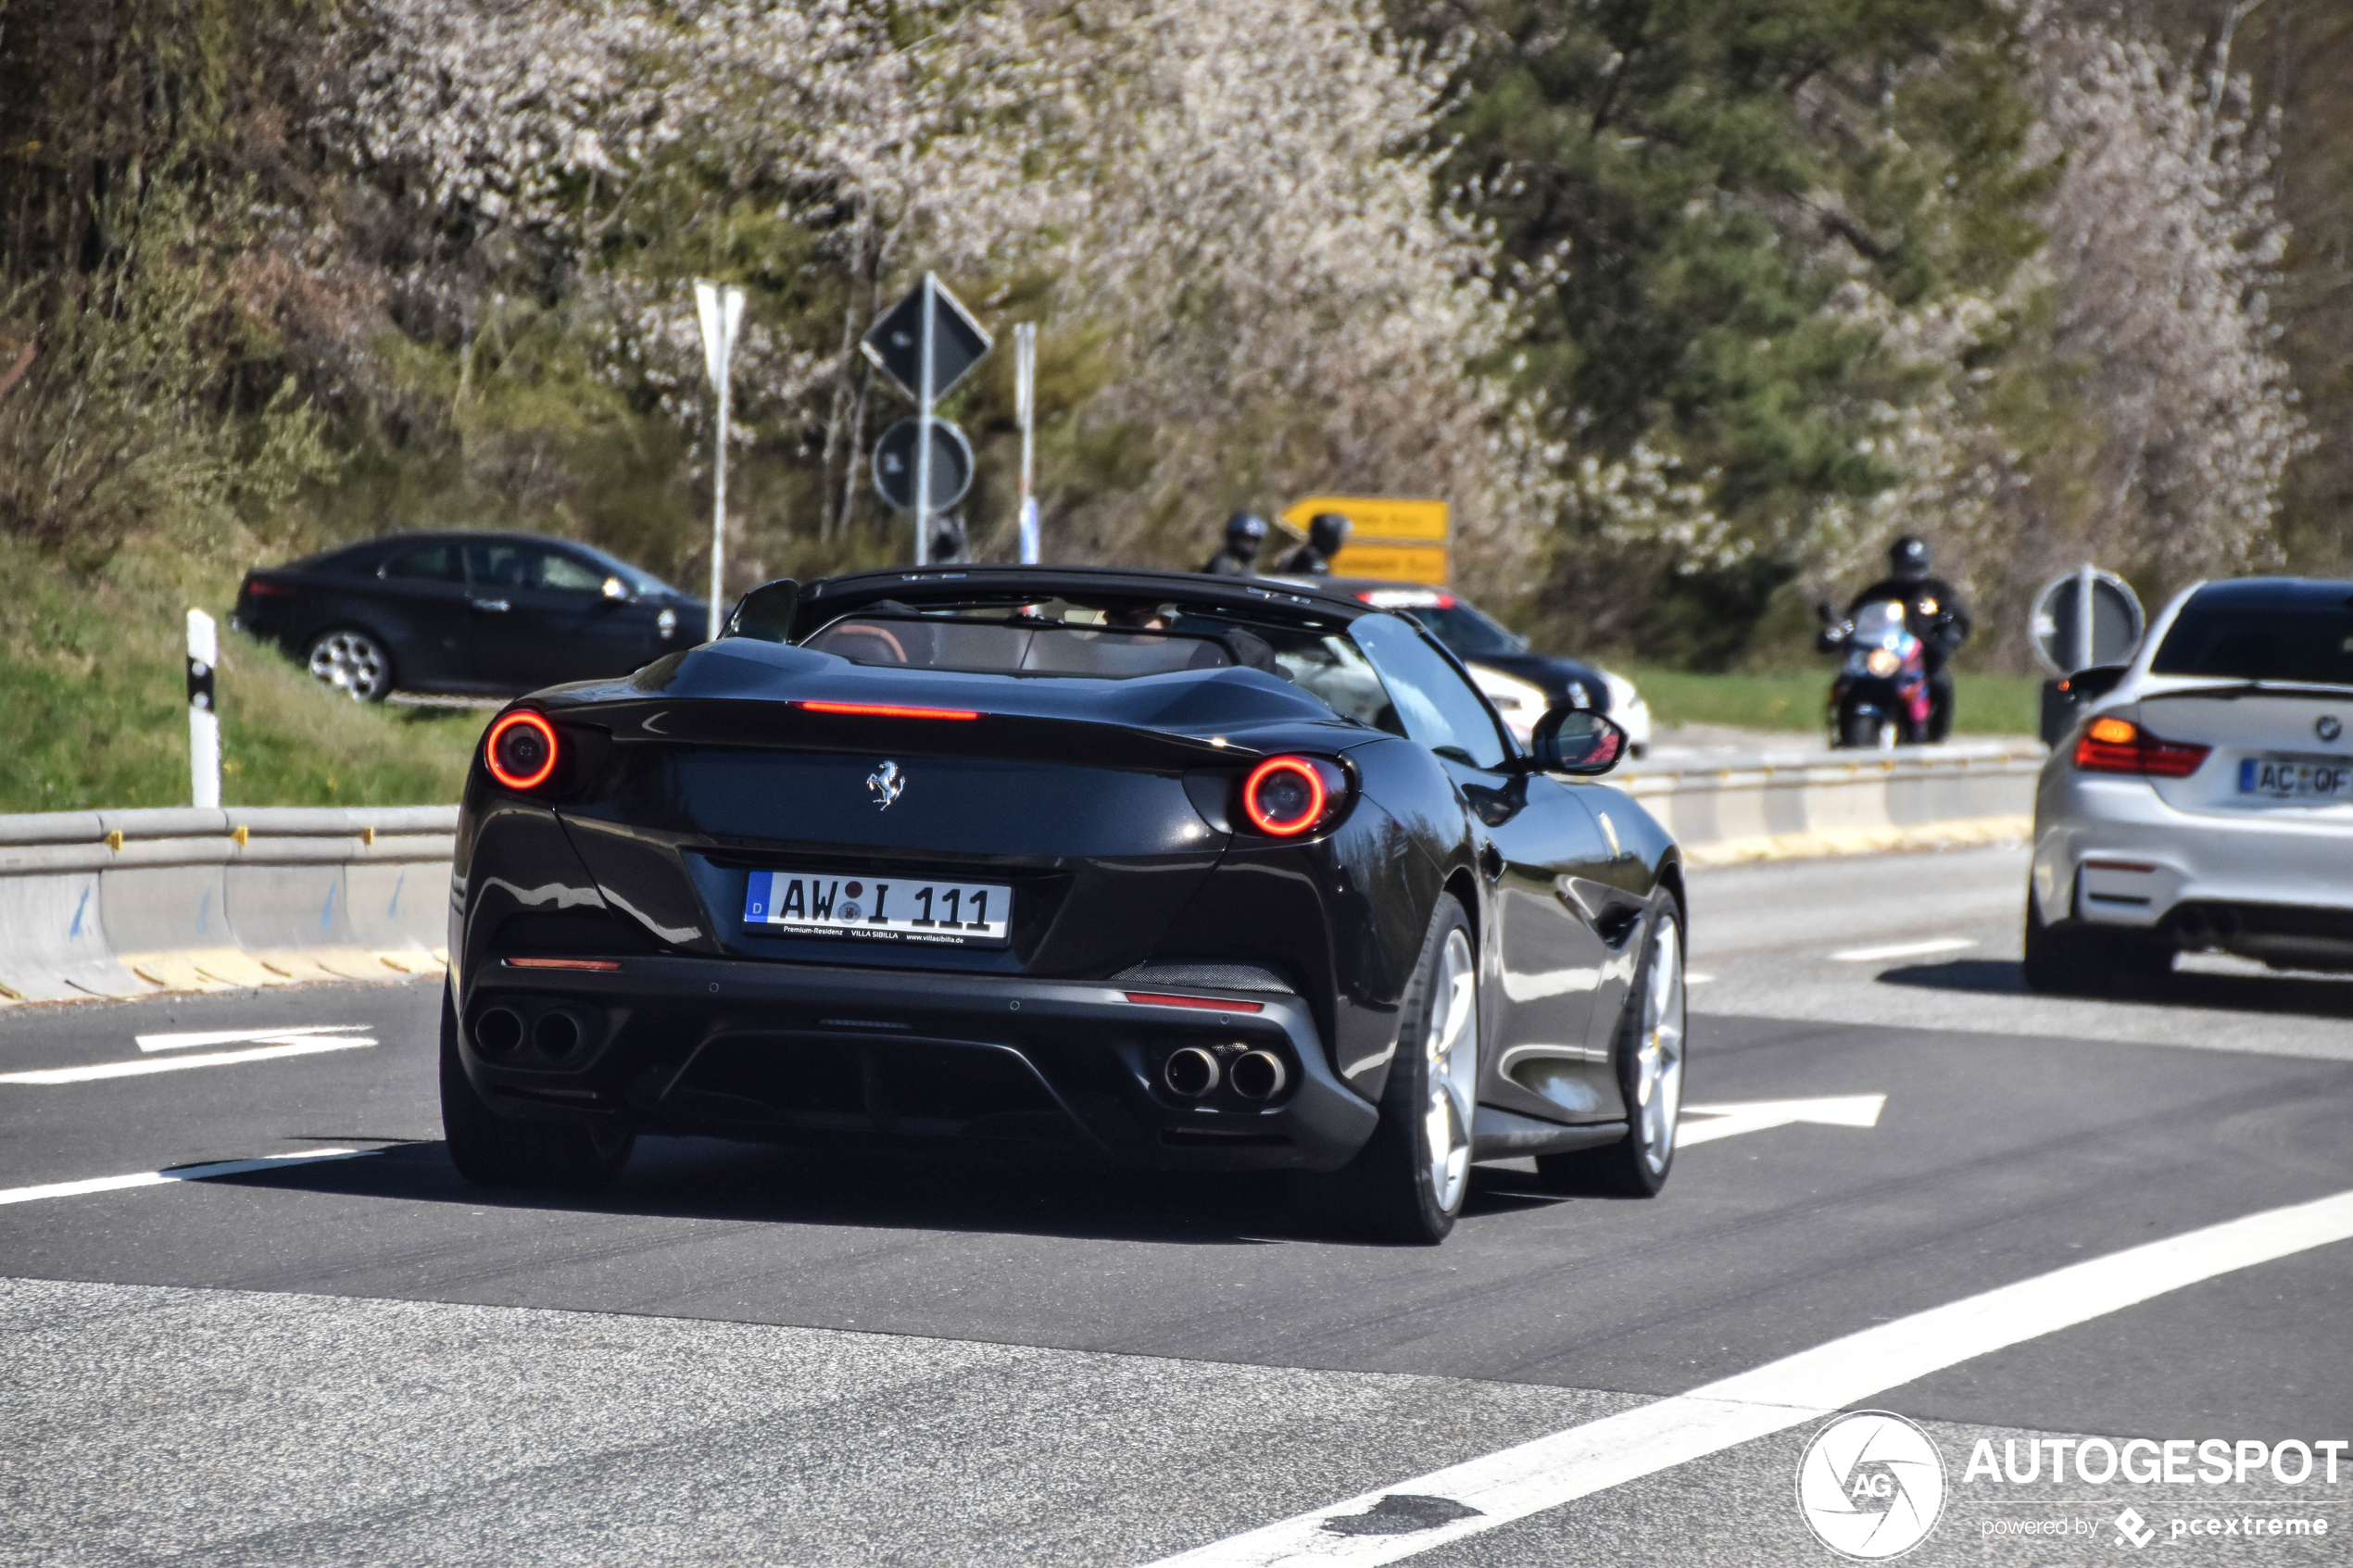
[
  {"left": 0, "top": 807, "right": 455, "bottom": 1004},
  {"left": 1620, "top": 738, "right": 2043, "bottom": 868},
  {"left": 0, "top": 740, "right": 2041, "bottom": 1004}
]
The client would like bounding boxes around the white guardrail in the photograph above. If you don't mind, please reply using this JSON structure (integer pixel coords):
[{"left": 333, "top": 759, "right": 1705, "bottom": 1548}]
[{"left": 0, "top": 740, "right": 2044, "bottom": 1005}]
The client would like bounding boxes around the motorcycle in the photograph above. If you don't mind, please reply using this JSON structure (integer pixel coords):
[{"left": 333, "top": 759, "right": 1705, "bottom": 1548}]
[{"left": 1816, "top": 598, "right": 1932, "bottom": 749}]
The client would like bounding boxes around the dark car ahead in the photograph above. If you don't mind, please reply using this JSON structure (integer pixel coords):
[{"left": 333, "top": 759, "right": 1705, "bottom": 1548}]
[
  {"left": 442, "top": 565, "right": 1688, "bottom": 1244},
  {"left": 1302, "top": 579, "right": 1654, "bottom": 756},
  {"left": 233, "top": 531, "right": 707, "bottom": 701}
]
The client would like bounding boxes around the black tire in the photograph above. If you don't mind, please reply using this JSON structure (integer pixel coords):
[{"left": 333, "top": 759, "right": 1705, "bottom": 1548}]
[
  {"left": 1538, "top": 903, "right": 1686, "bottom": 1198},
  {"left": 1314, "top": 898, "right": 1480, "bottom": 1245},
  {"left": 440, "top": 983, "right": 634, "bottom": 1192},
  {"left": 1838, "top": 709, "right": 1881, "bottom": 749},
  {"left": 305, "top": 627, "right": 396, "bottom": 703},
  {"left": 2020, "top": 886, "right": 2172, "bottom": 997}
]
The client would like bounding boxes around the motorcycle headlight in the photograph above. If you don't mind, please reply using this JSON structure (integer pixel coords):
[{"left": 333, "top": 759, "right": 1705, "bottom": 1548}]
[{"left": 1866, "top": 647, "right": 1901, "bottom": 678}]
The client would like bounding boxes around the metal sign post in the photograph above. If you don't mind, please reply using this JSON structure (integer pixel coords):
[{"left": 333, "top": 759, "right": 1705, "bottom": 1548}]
[
  {"left": 186, "top": 609, "right": 220, "bottom": 809},
  {"left": 862, "top": 276, "right": 991, "bottom": 566},
  {"left": 1014, "top": 323, "right": 1038, "bottom": 564},
  {"left": 694, "top": 280, "right": 746, "bottom": 641}
]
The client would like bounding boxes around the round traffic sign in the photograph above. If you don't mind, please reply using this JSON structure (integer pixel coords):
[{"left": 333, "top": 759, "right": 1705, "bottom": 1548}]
[
  {"left": 2031, "top": 568, "right": 2144, "bottom": 674},
  {"left": 872, "top": 418, "right": 975, "bottom": 512}
]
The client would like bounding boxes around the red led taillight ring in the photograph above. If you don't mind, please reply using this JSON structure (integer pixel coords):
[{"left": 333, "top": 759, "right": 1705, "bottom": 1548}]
[
  {"left": 485, "top": 711, "right": 560, "bottom": 790},
  {"left": 1242, "top": 756, "right": 1328, "bottom": 836}
]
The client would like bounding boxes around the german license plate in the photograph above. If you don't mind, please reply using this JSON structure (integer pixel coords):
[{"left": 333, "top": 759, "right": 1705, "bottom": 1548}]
[
  {"left": 744, "top": 871, "right": 1012, "bottom": 946},
  {"left": 2238, "top": 757, "right": 2353, "bottom": 801}
]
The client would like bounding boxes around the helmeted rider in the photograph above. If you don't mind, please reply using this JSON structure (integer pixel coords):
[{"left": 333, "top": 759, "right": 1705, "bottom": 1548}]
[
  {"left": 1844, "top": 534, "right": 1972, "bottom": 741},
  {"left": 1201, "top": 512, "right": 1267, "bottom": 577},
  {"left": 1278, "top": 511, "right": 1351, "bottom": 576}
]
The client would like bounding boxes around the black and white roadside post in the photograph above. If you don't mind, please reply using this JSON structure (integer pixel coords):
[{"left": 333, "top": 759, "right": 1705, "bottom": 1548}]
[
  {"left": 862, "top": 274, "right": 991, "bottom": 565},
  {"left": 1014, "top": 322, "right": 1038, "bottom": 564},
  {"left": 694, "top": 279, "right": 746, "bottom": 642},
  {"left": 186, "top": 608, "right": 220, "bottom": 809}
]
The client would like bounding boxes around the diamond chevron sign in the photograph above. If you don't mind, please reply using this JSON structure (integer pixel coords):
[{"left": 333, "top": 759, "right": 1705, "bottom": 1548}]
[{"left": 862, "top": 275, "right": 993, "bottom": 404}]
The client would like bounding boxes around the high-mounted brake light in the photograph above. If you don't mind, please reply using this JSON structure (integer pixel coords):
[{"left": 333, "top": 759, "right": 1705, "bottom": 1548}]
[
  {"left": 485, "top": 711, "right": 560, "bottom": 790},
  {"left": 2073, "top": 716, "right": 2209, "bottom": 779},
  {"left": 1241, "top": 755, "right": 1331, "bottom": 835},
  {"left": 1124, "top": 991, "right": 1265, "bottom": 1013},
  {"left": 795, "top": 701, "right": 982, "bottom": 721}
]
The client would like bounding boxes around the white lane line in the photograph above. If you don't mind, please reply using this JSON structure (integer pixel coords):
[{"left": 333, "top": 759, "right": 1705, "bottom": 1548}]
[
  {"left": 1830, "top": 936, "right": 1977, "bottom": 963},
  {"left": 0, "top": 1147, "right": 380, "bottom": 1207},
  {"left": 1678, "top": 1095, "right": 1885, "bottom": 1148},
  {"left": 0, "top": 1035, "right": 377, "bottom": 1085},
  {"left": 136, "top": 1024, "right": 369, "bottom": 1054},
  {"left": 1143, "top": 1185, "right": 2353, "bottom": 1567},
  {"left": 1685, "top": 972, "right": 1717, "bottom": 985}
]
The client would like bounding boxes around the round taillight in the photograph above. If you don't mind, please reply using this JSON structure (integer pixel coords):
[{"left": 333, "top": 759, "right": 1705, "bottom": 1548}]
[
  {"left": 485, "top": 711, "right": 559, "bottom": 790},
  {"left": 1242, "top": 756, "right": 1330, "bottom": 836}
]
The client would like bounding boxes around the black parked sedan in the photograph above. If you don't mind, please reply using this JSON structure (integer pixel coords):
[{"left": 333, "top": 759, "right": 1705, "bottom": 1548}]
[
  {"left": 233, "top": 531, "right": 707, "bottom": 701},
  {"left": 442, "top": 566, "right": 1688, "bottom": 1242}
]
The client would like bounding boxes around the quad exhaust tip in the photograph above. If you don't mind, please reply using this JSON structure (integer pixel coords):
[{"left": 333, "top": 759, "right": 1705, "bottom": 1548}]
[
  {"left": 534, "top": 1010, "right": 585, "bottom": 1059},
  {"left": 1229, "top": 1050, "right": 1288, "bottom": 1101},
  {"left": 473, "top": 1006, "right": 525, "bottom": 1057},
  {"left": 1163, "top": 1046, "right": 1220, "bottom": 1098}
]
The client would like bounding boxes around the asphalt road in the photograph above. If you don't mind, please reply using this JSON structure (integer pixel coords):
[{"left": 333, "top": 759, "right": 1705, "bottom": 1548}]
[{"left": 3, "top": 844, "right": 2348, "bottom": 1566}]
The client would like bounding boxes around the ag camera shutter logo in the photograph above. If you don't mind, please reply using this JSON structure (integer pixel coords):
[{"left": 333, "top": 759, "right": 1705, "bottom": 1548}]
[{"left": 1796, "top": 1411, "right": 1947, "bottom": 1559}]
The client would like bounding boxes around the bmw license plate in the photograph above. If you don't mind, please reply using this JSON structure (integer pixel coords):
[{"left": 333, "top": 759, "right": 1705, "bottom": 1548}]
[
  {"left": 2238, "top": 757, "right": 2353, "bottom": 801},
  {"left": 743, "top": 871, "right": 1012, "bottom": 947}
]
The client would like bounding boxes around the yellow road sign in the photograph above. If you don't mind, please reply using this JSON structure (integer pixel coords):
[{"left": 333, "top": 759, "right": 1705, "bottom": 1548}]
[
  {"left": 1278, "top": 495, "right": 1451, "bottom": 583},
  {"left": 1328, "top": 543, "right": 1450, "bottom": 584},
  {"left": 1278, "top": 496, "right": 1449, "bottom": 543}
]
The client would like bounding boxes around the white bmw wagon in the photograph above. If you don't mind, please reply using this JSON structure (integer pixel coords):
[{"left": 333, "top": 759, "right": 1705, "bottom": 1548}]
[{"left": 2025, "top": 576, "right": 2353, "bottom": 992}]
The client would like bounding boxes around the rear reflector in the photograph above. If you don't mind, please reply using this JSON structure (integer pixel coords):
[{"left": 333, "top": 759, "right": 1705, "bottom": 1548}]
[
  {"left": 244, "top": 579, "right": 296, "bottom": 597},
  {"left": 2072, "top": 717, "right": 2209, "bottom": 778},
  {"left": 795, "top": 701, "right": 982, "bottom": 721},
  {"left": 503, "top": 958, "right": 622, "bottom": 972},
  {"left": 1124, "top": 991, "right": 1265, "bottom": 1013},
  {"left": 2082, "top": 859, "right": 2157, "bottom": 872}
]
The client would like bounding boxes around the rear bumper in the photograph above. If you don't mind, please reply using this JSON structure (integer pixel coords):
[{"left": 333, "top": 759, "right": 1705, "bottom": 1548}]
[
  {"left": 2032, "top": 769, "right": 2353, "bottom": 965},
  {"left": 454, "top": 955, "right": 1380, "bottom": 1171}
]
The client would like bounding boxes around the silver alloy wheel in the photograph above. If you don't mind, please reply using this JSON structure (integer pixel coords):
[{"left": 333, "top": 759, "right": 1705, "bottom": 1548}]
[
  {"left": 1422, "top": 926, "right": 1478, "bottom": 1211},
  {"left": 1630, "top": 918, "right": 1687, "bottom": 1175},
  {"left": 307, "top": 630, "right": 392, "bottom": 701}
]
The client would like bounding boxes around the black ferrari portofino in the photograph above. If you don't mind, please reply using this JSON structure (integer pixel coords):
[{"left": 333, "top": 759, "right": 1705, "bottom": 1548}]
[{"left": 443, "top": 567, "right": 1689, "bottom": 1241}]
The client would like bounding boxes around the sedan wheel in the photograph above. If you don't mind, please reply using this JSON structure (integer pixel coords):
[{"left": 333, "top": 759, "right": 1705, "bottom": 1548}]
[
  {"left": 306, "top": 628, "right": 394, "bottom": 702},
  {"left": 1538, "top": 904, "right": 1686, "bottom": 1197},
  {"left": 1319, "top": 899, "right": 1479, "bottom": 1244}
]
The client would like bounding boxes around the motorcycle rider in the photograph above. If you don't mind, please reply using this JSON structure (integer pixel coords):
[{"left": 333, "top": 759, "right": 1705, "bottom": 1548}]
[
  {"left": 1277, "top": 511, "right": 1351, "bottom": 576},
  {"left": 1843, "top": 535, "right": 1971, "bottom": 741},
  {"left": 1201, "top": 512, "right": 1267, "bottom": 577}
]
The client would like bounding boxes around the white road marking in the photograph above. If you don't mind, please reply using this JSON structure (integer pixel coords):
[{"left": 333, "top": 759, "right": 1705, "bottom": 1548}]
[
  {"left": 1830, "top": 936, "right": 1978, "bottom": 963},
  {"left": 1142, "top": 1185, "right": 2353, "bottom": 1567},
  {"left": 1678, "top": 1095, "right": 1886, "bottom": 1148},
  {"left": 1684, "top": 972, "right": 1717, "bottom": 985},
  {"left": 0, "top": 1035, "right": 377, "bottom": 1085},
  {"left": 0, "top": 1147, "right": 379, "bottom": 1207},
  {"left": 135, "top": 1024, "right": 370, "bottom": 1054}
]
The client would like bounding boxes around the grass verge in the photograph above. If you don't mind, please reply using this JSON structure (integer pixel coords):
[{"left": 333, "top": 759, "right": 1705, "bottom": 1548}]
[
  {"left": 1620, "top": 666, "right": 2045, "bottom": 736},
  {"left": 0, "top": 537, "right": 480, "bottom": 812}
]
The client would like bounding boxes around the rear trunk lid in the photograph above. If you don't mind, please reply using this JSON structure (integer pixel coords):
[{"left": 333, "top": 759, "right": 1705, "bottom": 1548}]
[{"left": 2133, "top": 683, "right": 2353, "bottom": 823}]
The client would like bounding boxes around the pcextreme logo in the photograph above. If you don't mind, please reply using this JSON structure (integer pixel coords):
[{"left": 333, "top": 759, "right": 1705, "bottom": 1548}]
[{"left": 1796, "top": 1411, "right": 1948, "bottom": 1560}]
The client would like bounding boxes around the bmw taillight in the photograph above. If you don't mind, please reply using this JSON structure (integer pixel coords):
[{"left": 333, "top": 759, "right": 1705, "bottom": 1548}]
[
  {"left": 2072, "top": 716, "right": 2209, "bottom": 779},
  {"left": 485, "top": 711, "right": 560, "bottom": 790},
  {"left": 1239, "top": 755, "right": 1348, "bottom": 836}
]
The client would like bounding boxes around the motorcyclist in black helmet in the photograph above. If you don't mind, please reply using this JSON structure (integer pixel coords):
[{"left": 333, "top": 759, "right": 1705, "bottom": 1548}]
[
  {"left": 1201, "top": 512, "right": 1267, "bottom": 577},
  {"left": 1278, "top": 511, "right": 1351, "bottom": 576},
  {"left": 1843, "top": 534, "right": 1972, "bottom": 741}
]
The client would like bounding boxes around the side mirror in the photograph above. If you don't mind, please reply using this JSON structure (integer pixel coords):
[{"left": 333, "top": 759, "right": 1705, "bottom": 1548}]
[
  {"left": 724, "top": 578, "right": 800, "bottom": 642},
  {"left": 600, "top": 576, "right": 631, "bottom": 602},
  {"left": 1527, "top": 706, "right": 1628, "bottom": 776}
]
